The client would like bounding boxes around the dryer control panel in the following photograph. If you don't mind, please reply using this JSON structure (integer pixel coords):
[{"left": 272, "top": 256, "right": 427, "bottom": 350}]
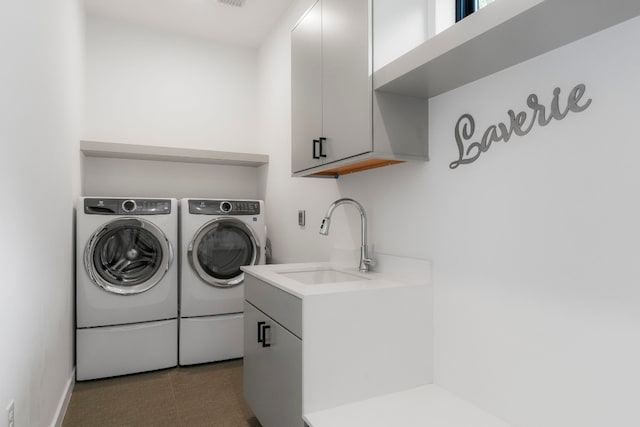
[
  {"left": 84, "top": 198, "right": 172, "bottom": 215},
  {"left": 189, "top": 200, "right": 261, "bottom": 215}
]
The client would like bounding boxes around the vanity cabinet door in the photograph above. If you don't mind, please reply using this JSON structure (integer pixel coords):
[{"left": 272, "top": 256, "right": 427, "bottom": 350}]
[{"left": 243, "top": 301, "right": 303, "bottom": 427}]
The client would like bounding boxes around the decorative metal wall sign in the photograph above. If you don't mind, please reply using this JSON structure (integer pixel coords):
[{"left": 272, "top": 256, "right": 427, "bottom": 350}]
[{"left": 449, "top": 83, "right": 592, "bottom": 169}]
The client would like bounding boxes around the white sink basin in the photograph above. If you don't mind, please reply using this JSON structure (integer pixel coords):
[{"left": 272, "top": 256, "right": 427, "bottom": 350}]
[{"left": 277, "top": 269, "right": 370, "bottom": 285}]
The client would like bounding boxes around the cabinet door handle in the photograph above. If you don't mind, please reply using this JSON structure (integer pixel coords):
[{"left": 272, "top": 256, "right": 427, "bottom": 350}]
[
  {"left": 257, "top": 321, "right": 266, "bottom": 344},
  {"left": 312, "top": 139, "right": 320, "bottom": 159},
  {"left": 262, "top": 325, "right": 271, "bottom": 348},
  {"left": 319, "top": 137, "right": 327, "bottom": 158},
  {"left": 257, "top": 321, "right": 271, "bottom": 347}
]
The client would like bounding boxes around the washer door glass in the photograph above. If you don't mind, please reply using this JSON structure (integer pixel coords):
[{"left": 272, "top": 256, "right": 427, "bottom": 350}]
[
  {"left": 189, "top": 218, "right": 259, "bottom": 287},
  {"left": 85, "top": 218, "right": 173, "bottom": 295}
]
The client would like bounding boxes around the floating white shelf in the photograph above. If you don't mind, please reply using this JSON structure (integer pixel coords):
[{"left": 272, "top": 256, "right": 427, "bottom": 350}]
[
  {"left": 374, "top": 0, "right": 640, "bottom": 98},
  {"left": 80, "top": 140, "right": 269, "bottom": 167}
]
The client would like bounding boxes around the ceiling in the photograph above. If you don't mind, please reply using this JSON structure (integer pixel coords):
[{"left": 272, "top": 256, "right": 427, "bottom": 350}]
[{"left": 84, "top": 0, "right": 296, "bottom": 47}]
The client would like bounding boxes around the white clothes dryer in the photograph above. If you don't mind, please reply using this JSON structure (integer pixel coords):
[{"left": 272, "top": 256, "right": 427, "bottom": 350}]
[
  {"left": 76, "top": 197, "right": 178, "bottom": 380},
  {"left": 179, "top": 198, "right": 266, "bottom": 365}
]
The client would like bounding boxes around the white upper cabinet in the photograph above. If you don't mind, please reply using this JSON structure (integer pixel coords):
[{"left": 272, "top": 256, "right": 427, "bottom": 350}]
[
  {"left": 291, "top": 0, "right": 429, "bottom": 178},
  {"left": 291, "top": 1, "right": 323, "bottom": 172},
  {"left": 320, "top": 0, "right": 371, "bottom": 164}
]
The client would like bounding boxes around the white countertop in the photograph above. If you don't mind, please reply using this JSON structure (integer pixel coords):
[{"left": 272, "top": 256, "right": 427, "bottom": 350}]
[
  {"left": 304, "top": 384, "right": 512, "bottom": 427},
  {"left": 241, "top": 262, "right": 412, "bottom": 299}
]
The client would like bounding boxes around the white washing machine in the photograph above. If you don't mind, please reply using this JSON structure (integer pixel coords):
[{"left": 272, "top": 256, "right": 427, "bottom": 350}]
[
  {"left": 179, "top": 198, "right": 266, "bottom": 365},
  {"left": 76, "top": 197, "right": 178, "bottom": 380}
]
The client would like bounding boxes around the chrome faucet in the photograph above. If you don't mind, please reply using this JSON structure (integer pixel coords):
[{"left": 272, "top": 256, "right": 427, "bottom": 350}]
[{"left": 319, "top": 198, "right": 374, "bottom": 272}]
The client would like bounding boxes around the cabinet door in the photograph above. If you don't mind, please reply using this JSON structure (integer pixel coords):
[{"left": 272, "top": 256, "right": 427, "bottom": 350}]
[
  {"left": 322, "top": 0, "right": 372, "bottom": 163},
  {"left": 291, "top": 0, "right": 323, "bottom": 173},
  {"left": 243, "top": 301, "right": 303, "bottom": 427}
]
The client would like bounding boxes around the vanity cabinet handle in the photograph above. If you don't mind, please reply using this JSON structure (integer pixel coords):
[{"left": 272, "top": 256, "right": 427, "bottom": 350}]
[
  {"left": 257, "top": 321, "right": 271, "bottom": 348},
  {"left": 319, "top": 137, "right": 327, "bottom": 158},
  {"left": 257, "top": 321, "right": 266, "bottom": 343},
  {"left": 262, "top": 325, "right": 271, "bottom": 348},
  {"left": 312, "top": 139, "right": 320, "bottom": 159}
]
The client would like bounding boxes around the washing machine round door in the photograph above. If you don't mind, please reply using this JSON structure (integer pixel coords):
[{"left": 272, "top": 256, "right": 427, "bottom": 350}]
[
  {"left": 188, "top": 217, "right": 260, "bottom": 288},
  {"left": 84, "top": 218, "right": 173, "bottom": 295}
]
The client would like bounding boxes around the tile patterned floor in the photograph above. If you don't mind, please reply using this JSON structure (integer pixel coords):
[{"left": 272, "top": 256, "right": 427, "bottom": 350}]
[{"left": 62, "top": 359, "right": 261, "bottom": 427}]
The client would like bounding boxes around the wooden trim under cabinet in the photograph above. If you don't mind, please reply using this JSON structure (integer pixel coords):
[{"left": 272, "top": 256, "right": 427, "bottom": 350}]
[{"left": 310, "top": 158, "right": 405, "bottom": 177}]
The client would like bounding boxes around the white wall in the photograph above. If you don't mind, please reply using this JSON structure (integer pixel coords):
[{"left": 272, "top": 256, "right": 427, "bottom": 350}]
[
  {"left": 84, "top": 15, "right": 259, "bottom": 153},
  {"left": 374, "top": 0, "right": 454, "bottom": 71},
  {"left": 421, "top": 19, "right": 640, "bottom": 426},
  {"left": 261, "top": 1, "right": 640, "bottom": 425},
  {"left": 0, "top": 1, "right": 83, "bottom": 426},
  {"left": 83, "top": 14, "right": 264, "bottom": 200},
  {"left": 374, "top": 0, "right": 429, "bottom": 70}
]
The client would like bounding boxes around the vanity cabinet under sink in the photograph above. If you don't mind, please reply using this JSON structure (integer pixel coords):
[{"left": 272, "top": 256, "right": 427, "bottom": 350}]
[{"left": 242, "top": 261, "right": 432, "bottom": 427}]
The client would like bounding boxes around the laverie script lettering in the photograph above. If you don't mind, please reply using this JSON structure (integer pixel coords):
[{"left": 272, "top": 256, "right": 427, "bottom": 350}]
[{"left": 449, "top": 84, "right": 592, "bottom": 169}]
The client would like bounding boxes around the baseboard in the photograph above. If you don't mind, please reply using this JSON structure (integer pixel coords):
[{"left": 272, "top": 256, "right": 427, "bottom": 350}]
[{"left": 52, "top": 368, "right": 75, "bottom": 427}]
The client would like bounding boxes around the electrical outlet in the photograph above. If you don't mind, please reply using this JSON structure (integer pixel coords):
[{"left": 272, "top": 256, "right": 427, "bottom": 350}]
[{"left": 7, "top": 400, "right": 14, "bottom": 427}]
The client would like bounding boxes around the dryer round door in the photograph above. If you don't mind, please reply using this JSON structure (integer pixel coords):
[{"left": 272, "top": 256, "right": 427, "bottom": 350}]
[
  {"left": 84, "top": 218, "right": 174, "bottom": 295},
  {"left": 188, "top": 217, "right": 260, "bottom": 288}
]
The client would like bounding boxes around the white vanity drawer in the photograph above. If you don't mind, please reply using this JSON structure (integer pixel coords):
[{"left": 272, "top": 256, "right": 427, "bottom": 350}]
[{"left": 244, "top": 273, "right": 302, "bottom": 339}]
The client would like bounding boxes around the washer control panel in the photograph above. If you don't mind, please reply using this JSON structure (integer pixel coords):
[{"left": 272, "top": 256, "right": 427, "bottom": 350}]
[
  {"left": 84, "top": 198, "right": 172, "bottom": 215},
  {"left": 189, "top": 199, "right": 261, "bottom": 215}
]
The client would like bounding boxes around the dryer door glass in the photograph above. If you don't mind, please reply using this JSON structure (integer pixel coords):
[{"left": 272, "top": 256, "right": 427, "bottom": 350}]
[
  {"left": 85, "top": 218, "right": 173, "bottom": 295},
  {"left": 189, "top": 218, "right": 259, "bottom": 287}
]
